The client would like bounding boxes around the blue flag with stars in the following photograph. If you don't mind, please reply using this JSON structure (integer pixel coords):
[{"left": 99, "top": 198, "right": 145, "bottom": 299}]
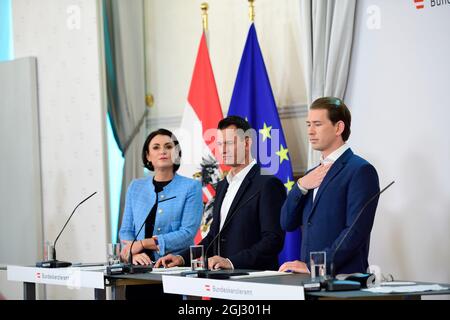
[{"left": 227, "top": 23, "right": 301, "bottom": 265}]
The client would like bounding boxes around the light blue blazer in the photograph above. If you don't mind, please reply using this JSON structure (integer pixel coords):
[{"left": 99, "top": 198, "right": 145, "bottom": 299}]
[{"left": 119, "top": 174, "right": 203, "bottom": 260}]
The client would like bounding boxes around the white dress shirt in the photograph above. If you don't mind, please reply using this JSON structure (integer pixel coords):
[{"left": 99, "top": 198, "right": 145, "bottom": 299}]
[
  {"left": 298, "top": 144, "right": 349, "bottom": 200},
  {"left": 220, "top": 159, "right": 257, "bottom": 231},
  {"left": 176, "top": 158, "right": 255, "bottom": 269},
  {"left": 176, "top": 159, "right": 257, "bottom": 270}
]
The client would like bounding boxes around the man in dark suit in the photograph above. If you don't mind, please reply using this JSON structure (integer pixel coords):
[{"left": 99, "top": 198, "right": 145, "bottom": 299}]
[
  {"left": 279, "top": 97, "right": 380, "bottom": 275},
  {"left": 155, "top": 116, "right": 286, "bottom": 270}
]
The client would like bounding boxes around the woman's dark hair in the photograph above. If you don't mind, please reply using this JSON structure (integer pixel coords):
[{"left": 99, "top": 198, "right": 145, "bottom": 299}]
[
  {"left": 142, "top": 128, "right": 181, "bottom": 172},
  {"left": 310, "top": 97, "right": 352, "bottom": 141}
]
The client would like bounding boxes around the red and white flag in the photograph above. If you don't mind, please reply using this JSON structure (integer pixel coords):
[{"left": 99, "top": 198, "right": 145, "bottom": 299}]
[{"left": 176, "top": 32, "right": 226, "bottom": 243}]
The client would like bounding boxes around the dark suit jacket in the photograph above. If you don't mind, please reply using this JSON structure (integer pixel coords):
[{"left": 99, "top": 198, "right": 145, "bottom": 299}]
[
  {"left": 181, "top": 164, "right": 286, "bottom": 270},
  {"left": 281, "top": 148, "right": 380, "bottom": 274}
]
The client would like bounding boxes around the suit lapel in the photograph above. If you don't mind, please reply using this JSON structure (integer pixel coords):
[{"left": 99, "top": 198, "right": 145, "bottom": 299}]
[
  {"left": 306, "top": 148, "right": 353, "bottom": 221},
  {"left": 211, "top": 179, "right": 229, "bottom": 235},
  {"left": 222, "top": 164, "right": 258, "bottom": 226}
]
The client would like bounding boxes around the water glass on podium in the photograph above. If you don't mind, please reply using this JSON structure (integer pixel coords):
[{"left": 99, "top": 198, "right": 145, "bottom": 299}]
[
  {"left": 106, "top": 243, "right": 121, "bottom": 265},
  {"left": 43, "top": 240, "right": 55, "bottom": 261},
  {"left": 190, "top": 245, "right": 205, "bottom": 271},
  {"left": 310, "top": 251, "right": 326, "bottom": 280}
]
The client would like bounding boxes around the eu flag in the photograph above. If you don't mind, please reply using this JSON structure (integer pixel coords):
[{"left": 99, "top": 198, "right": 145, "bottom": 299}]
[{"left": 227, "top": 24, "right": 301, "bottom": 265}]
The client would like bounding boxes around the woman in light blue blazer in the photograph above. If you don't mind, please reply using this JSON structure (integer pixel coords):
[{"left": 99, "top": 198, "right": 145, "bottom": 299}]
[{"left": 119, "top": 128, "right": 202, "bottom": 267}]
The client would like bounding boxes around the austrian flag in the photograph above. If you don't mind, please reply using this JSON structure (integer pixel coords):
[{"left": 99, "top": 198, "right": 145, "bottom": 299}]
[{"left": 176, "top": 32, "right": 226, "bottom": 243}]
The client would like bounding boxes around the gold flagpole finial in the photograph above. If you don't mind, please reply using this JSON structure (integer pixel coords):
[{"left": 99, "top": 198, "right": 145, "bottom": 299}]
[
  {"left": 248, "top": 0, "right": 255, "bottom": 22},
  {"left": 145, "top": 94, "right": 154, "bottom": 108},
  {"left": 201, "top": 3, "right": 209, "bottom": 32}
]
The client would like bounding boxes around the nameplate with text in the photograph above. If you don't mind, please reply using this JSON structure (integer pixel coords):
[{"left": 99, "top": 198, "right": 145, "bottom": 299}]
[
  {"left": 7, "top": 265, "right": 104, "bottom": 289},
  {"left": 162, "top": 275, "right": 304, "bottom": 300}
]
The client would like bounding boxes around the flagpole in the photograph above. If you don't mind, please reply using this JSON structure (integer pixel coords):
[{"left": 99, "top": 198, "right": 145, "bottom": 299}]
[
  {"left": 201, "top": 2, "right": 208, "bottom": 32},
  {"left": 248, "top": 0, "right": 255, "bottom": 22},
  {"left": 201, "top": 2, "right": 210, "bottom": 46},
  {"left": 143, "top": 0, "right": 153, "bottom": 108}
]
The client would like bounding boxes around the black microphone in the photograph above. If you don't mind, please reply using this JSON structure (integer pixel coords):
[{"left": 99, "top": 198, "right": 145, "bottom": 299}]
[
  {"left": 195, "top": 191, "right": 260, "bottom": 279},
  {"left": 36, "top": 192, "right": 97, "bottom": 268},
  {"left": 108, "top": 195, "right": 176, "bottom": 275},
  {"left": 323, "top": 181, "right": 395, "bottom": 291}
]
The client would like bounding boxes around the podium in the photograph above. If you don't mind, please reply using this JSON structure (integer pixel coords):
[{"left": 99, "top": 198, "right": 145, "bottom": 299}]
[
  {"left": 7, "top": 265, "right": 450, "bottom": 300},
  {"left": 7, "top": 265, "right": 105, "bottom": 300},
  {"left": 162, "top": 274, "right": 305, "bottom": 300}
]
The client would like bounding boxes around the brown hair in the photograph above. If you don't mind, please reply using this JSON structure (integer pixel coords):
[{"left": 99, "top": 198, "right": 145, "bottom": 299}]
[{"left": 310, "top": 97, "right": 352, "bottom": 141}]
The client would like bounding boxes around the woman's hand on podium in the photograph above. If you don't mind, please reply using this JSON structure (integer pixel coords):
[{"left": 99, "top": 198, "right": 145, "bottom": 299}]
[
  {"left": 132, "top": 252, "right": 152, "bottom": 265},
  {"left": 141, "top": 237, "right": 159, "bottom": 251},
  {"left": 119, "top": 240, "right": 144, "bottom": 262}
]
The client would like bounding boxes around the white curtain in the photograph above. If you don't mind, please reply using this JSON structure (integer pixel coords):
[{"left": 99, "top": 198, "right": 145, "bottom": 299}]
[
  {"left": 104, "top": 0, "right": 147, "bottom": 238},
  {"left": 299, "top": 0, "right": 357, "bottom": 168}
]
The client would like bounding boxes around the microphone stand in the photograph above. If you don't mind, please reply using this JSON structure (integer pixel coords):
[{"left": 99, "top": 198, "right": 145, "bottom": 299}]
[
  {"left": 196, "top": 191, "right": 260, "bottom": 279},
  {"left": 323, "top": 181, "right": 395, "bottom": 291},
  {"left": 36, "top": 192, "right": 97, "bottom": 268},
  {"left": 107, "top": 195, "right": 176, "bottom": 275}
]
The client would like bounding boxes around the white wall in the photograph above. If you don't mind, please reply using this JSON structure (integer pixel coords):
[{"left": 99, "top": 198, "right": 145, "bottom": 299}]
[
  {"left": 0, "top": 57, "right": 43, "bottom": 300},
  {"left": 144, "top": 0, "right": 309, "bottom": 174},
  {"left": 11, "top": 0, "right": 109, "bottom": 299},
  {"left": 346, "top": 0, "right": 450, "bottom": 289},
  {"left": 145, "top": 0, "right": 307, "bottom": 117}
]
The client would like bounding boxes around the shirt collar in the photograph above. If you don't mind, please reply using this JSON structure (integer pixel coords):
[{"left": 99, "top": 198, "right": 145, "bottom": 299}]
[
  {"left": 320, "top": 144, "right": 349, "bottom": 164},
  {"left": 226, "top": 159, "right": 257, "bottom": 184}
]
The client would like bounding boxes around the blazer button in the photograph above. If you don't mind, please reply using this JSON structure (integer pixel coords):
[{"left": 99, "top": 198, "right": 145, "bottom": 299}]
[
  {"left": 307, "top": 221, "right": 312, "bottom": 226},
  {"left": 160, "top": 195, "right": 165, "bottom": 199},
  {"left": 220, "top": 238, "right": 226, "bottom": 242},
  {"left": 157, "top": 228, "right": 161, "bottom": 231},
  {"left": 158, "top": 209, "right": 163, "bottom": 214}
]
